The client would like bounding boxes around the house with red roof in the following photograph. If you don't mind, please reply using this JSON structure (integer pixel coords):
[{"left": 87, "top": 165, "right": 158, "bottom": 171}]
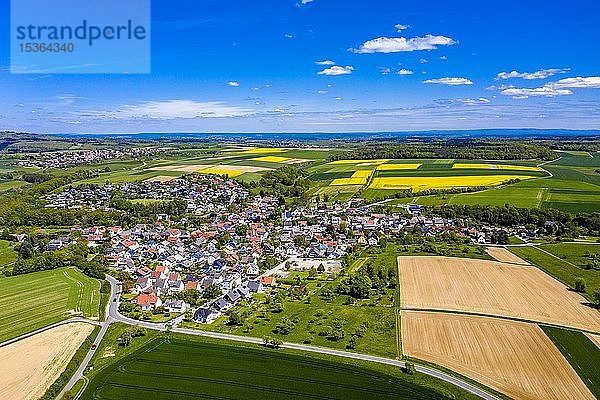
[{"left": 134, "top": 293, "right": 162, "bottom": 311}]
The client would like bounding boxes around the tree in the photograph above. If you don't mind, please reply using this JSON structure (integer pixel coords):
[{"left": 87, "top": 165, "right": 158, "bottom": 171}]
[
  {"left": 593, "top": 288, "right": 600, "bottom": 307},
  {"left": 203, "top": 284, "right": 222, "bottom": 299},
  {"left": 228, "top": 309, "right": 247, "bottom": 326},
  {"left": 263, "top": 336, "right": 282, "bottom": 349},
  {"left": 574, "top": 277, "right": 586, "bottom": 293},
  {"left": 404, "top": 362, "right": 416, "bottom": 375},
  {"left": 317, "top": 263, "right": 325, "bottom": 274},
  {"left": 308, "top": 266, "right": 318, "bottom": 279}
]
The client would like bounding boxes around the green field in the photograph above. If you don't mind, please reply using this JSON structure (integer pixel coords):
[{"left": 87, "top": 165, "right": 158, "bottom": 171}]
[
  {"left": 0, "top": 239, "right": 18, "bottom": 271},
  {"left": 0, "top": 267, "right": 102, "bottom": 342},
  {"left": 542, "top": 326, "right": 600, "bottom": 398},
  {"left": 80, "top": 329, "right": 478, "bottom": 400},
  {"left": 509, "top": 245, "right": 600, "bottom": 302}
]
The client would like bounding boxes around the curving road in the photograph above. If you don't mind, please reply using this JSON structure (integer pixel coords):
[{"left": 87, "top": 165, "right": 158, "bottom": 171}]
[{"left": 57, "top": 275, "right": 498, "bottom": 400}]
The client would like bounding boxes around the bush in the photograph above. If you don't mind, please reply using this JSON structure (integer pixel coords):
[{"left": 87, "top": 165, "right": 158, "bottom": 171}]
[{"left": 574, "top": 277, "right": 586, "bottom": 293}]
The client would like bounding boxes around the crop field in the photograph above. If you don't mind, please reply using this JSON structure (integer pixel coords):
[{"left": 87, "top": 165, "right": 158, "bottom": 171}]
[
  {"left": 0, "top": 268, "right": 101, "bottom": 343},
  {"left": 509, "top": 245, "right": 600, "bottom": 303},
  {"left": 0, "top": 322, "right": 94, "bottom": 400},
  {"left": 328, "top": 159, "right": 389, "bottom": 165},
  {"left": 331, "top": 170, "right": 372, "bottom": 186},
  {"left": 486, "top": 247, "right": 529, "bottom": 265},
  {"left": 587, "top": 333, "right": 600, "bottom": 349},
  {"left": 452, "top": 163, "right": 543, "bottom": 172},
  {"left": 80, "top": 335, "right": 468, "bottom": 400},
  {"left": 416, "top": 176, "right": 600, "bottom": 212},
  {"left": 376, "top": 163, "right": 422, "bottom": 170},
  {"left": 370, "top": 175, "right": 534, "bottom": 190},
  {"left": 542, "top": 326, "right": 600, "bottom": 398},
  {"left": 401, "top": 311, "right": 595, "bottom": 400},
  {"left": 398, "top": 256, "right": 600, "bottom": 332},
  {"left": 241, "top": 147, "right": 287, "bottom": 154}
]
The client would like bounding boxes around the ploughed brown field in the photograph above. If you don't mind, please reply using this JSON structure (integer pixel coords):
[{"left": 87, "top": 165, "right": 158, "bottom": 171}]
[
  {"left": 398, "top": 256, "right": 600, "bottom": 333},
  {"left": 401, "top": 311, "right": 595, "bottom": 400},
  {"left": 486, "top": 247, "right": 529, "bottom": 265},
  {"left": 0, "top": 322, "right": 94, "bottom": 400}
]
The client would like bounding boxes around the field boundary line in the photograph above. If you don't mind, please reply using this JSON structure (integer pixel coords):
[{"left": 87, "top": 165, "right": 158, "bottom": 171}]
[
  {"left": 0, "top": 317, "right": 101, "bottom": 349},
  {"left": 398, "top": 307, "right": 600, "bottom": 336}
]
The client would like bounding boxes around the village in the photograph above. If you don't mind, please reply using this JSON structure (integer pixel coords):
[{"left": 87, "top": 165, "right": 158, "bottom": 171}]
[
  {"left": 33, "top": 174, "right": 536, "bottom": 326},
  {"left": 16, "top": 147, "right": 162, "bottom": 169}
]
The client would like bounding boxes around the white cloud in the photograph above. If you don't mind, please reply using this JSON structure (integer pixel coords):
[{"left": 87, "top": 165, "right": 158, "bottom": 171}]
[
  {"left": 284, "top": 33, "right": 294, "bottom": 39},
  {"left": 350, "top": 35, "right": 456, "bottom": 53},
  {"left": 318, "top": 65, "right": 354, "bottom": 76},
  {"left": 105, "top": 100, "right": 251, "bottom": 119},
  {"left": 380, "top": 67, "right": 391, "bottom": 75},
  {"left": 552, "top": 76, "right": 600, "bottom": 89},
  {"left": 228, "top": 81, "right": 239, "bottom": 87},
  {"left": 301, "top": 0, "right": 313, "bottom": 3},
  {"left": 496, "top": 68, "right": 570, "bottom": 80},
  {"left": 395, "top": 24, "right": 409, "bottom": 32},
  {"left": 315, "top": 60, "right": 336, "bottom": 65},
  {"left": 419, "top": 58, "right": 428, "bottom": 64},
  {"left": 424, "top": 77, "right": 473, "bottom": 86},
  {"left": 335, "top": 97, "right": 343, "bottom": 100},
  {"left": 461, "top": 98, "right": 490, "bottom": 105},
  {"left": 397, "top": 69, "right": 414, "bottom": 75},
  {"left": 440, "top": 55, "right": 447, "bottom": 60},
  {"left": 500, "top": 87, "right": 572, "bottom": 98},
  {"left": 317, "top": 90, "right": 328, "bottom": 94}
]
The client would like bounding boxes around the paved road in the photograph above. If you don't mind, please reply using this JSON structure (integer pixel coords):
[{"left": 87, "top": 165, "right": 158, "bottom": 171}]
[
  {"left": 66, "top": 275, "right": 497, "bottom": 400},
  {"left": 56, "top": 277, "right": 121, "bottom": 399},
  {"left": 56, "top": 275, "right": 498, "bottom": 399}
]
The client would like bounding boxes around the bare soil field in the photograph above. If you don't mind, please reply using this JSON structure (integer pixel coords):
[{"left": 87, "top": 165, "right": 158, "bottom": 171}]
[
  {"left": 486, "top": 247, "right": 529, "bottom": 265},
  {"left": 143, "top": 175, "right": 176, "bottom": 183},
  {"left": 401, "top": 311, "right": 595, "bottom": 400},
  {"left": 587, "top": 333, "right": 600, "bottom": 349},
  {"left": 0, "top": 322, "right": 94, "bottom": 400},
  {"left": 398, "top": 256, "right": 600, "bottom": 332}
]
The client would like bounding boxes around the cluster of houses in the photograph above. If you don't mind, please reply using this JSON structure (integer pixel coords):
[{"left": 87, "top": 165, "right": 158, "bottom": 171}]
[
  {"left": 45, "top": 175, "right": 247, "bottom": 213},
  {"left": 17, "top": 147, "right": 162, "bottom": 169},
  {"left": 35, "top": 174, "right": 528, "bottom": 324}
]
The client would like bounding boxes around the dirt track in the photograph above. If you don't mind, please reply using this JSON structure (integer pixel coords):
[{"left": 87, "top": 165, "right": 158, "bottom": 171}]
[{"left": 0, "top": 323, "right": 93, "bottom": 400}]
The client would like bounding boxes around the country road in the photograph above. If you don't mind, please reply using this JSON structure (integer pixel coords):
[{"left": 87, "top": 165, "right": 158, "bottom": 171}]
[{"left": 55, "top": 274, "right": 498, "bottom": 400}]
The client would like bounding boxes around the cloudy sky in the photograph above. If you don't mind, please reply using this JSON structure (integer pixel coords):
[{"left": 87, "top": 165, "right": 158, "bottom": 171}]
[{"left": 1, "top": 0, "right": 599, "bottom": 133}]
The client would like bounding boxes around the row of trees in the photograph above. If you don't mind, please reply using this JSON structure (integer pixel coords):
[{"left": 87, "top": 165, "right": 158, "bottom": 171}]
[{"left": 327, "top": 140, "right": 558, "bottom": 162}]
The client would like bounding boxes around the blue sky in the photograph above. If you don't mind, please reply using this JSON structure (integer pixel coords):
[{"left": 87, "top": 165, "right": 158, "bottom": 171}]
[{"left": 1, "top": 0, "right": 599, "bottom": 133}]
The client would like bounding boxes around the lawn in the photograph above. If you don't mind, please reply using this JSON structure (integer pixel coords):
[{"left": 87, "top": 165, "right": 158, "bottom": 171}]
[
  {"left": 80, "top": 329, "right": 479, "bottom": 400},
  {"left": 542, "top": 326, "right": 600, "bottom": 398},
  {"left": 0, "top": 239, "right": 18, "bottom": 271},
  {"left": 509, "top": 245, "right": 600, "bottom": 302},
  {"left": 0, "top": 267, "right": 102, "bottom": 342}
]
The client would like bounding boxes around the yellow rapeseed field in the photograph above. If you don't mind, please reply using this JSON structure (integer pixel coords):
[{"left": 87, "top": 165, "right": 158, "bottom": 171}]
[
  {"left": 196, "top": 166, "right": 245, "bottom": 177},
  {"left": 330, "top": 170, "right": 372, "bottom": 185},
  {"left": 250, "top": 156, "right": 291, "bottom": 163},
  {"left": 375, "top": 163, "right": 422, "bottom": 170},
  {"left": 369, "top": 175, "right": 534, "bottom": 190}
]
